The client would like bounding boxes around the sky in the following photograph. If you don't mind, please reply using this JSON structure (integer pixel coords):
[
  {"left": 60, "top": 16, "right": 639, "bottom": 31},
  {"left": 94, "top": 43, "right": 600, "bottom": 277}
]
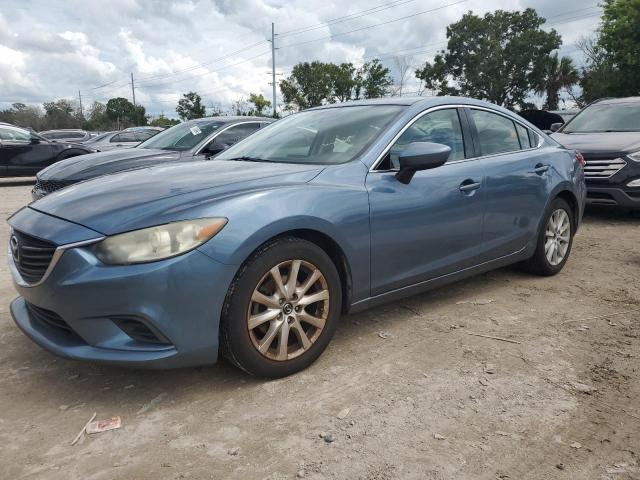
[{"left": 0, "top": 0, "right": 602, "bottom": 118}]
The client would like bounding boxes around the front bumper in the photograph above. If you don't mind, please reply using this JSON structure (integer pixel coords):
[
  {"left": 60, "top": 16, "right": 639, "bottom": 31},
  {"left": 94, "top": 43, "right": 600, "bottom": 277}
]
[
  {"left": 8, "top": 209, "right": 238, "bottom": 368},
  {"left": 586, "top": 185, "right": 640, "bottom": 208}
]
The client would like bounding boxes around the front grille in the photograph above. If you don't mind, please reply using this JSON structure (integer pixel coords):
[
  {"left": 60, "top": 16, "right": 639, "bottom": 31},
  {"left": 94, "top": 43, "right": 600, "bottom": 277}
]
[
  {"left": 584, "top": 158, "right": 627, "bottom": 178},
  {"left": 33, "top": 178, "right": 75, "bottom": 196},
  {"left": 11, "top": 231, "right": 57, "bottom": 284},
  {"left": 26, "top": 302, "right": 76, "bottom": 336}
]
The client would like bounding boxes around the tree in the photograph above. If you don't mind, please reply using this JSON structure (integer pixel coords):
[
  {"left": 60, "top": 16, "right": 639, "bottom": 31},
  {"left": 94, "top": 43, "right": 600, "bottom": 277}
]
[
  {"left": 579, "top": 0, "right": 640, "bottom": 102},
  {"left": 176, "top": 91, "right": 206, "bottom": 120},
  {"left": 43, "top": 99, "right": 78, "bottom": 129},
  {"left": 280, "top": 59, "right": 393, "bottom": 111},
  {"left": 331, "top": 63, "right": 358, "bottom": 102},
  {"left": 359, "top": 59, "right": 394, "bottom": 99},
  {"left": 105, "top": 97, "right": 145, "bottom": 128},
  {"left": 392, "top": 56, "right": 414, "bottom": 96},
  {"left": 280, "top": 61, "right": 336, "bottom": 110},
  {"left": 230, "top": 97, "right": 251, "bottom": 116},
  {"left": 416, "top": 9, "right": 561, "bottom": 108},
  {"left": 149, "top": 114, "right": 180, "bottom": 127},
  {"left": 534, "top": 53, "right": 579, "bottom": 110},
  {"left": 247, "top": 93, "right": 272, "bottom": 116}
]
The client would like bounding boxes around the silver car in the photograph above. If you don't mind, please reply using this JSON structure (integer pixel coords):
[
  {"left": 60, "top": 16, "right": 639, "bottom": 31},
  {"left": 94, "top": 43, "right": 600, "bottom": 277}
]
[{"left": 84, "top": 130, "right": 159, "bottom": 152}]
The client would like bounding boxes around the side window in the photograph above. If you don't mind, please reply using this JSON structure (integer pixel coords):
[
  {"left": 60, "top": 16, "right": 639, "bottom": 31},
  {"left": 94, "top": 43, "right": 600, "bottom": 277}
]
[
  {"left": 213, "top": 123, "right": 260, "bottom": 146},
  {"left": 136, "top": 131, "right": 156, "bottom": 141},
  {"left": 385, "top": 109, "right": 466, "bottom": 169},
  {"left": 0, "top": 126, "right": 31, "bottom": 142},
  {"left": 515, "top": 123, "right": 531, "bottom": 149},
  {"left": 470, "top": 110, "right": 521, "bottom": 155}
]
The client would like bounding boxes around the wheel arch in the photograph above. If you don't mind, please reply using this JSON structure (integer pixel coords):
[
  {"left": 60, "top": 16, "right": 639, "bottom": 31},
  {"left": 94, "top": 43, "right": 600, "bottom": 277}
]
[
  {"left": 230, "top": 228, "right": 354, "bottom": 314},
  {"left": 554, "top": 189, "right": 580, "bottom": 230},
  {"left": 56, "top": 148, "right": 89, "bottom": 161}
]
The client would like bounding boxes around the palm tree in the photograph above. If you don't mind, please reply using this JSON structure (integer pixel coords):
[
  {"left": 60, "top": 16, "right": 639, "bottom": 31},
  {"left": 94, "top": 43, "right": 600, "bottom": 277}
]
[{"left": 536, "top": 54, "right": 579, "bottom": 110}]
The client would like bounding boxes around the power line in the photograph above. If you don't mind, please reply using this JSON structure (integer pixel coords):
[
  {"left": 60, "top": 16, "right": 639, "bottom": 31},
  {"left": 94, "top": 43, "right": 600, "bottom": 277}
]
[
  {"left": 278, "top": 0, "right": 421, "bottom": 37},
  {"left": 279, "top": 0, "right": 470, "bottom": 50}
]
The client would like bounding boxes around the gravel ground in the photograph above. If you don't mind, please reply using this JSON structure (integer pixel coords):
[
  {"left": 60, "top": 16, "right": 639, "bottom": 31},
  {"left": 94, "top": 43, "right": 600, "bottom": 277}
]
[{"left": 0, "top": 178, "right": 638, "bottom": 480}]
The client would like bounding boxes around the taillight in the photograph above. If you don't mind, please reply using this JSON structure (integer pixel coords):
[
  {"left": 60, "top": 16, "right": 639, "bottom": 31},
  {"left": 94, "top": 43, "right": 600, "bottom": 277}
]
[{"left": 575, "top": 151, "right": 586, "bottom": 168}]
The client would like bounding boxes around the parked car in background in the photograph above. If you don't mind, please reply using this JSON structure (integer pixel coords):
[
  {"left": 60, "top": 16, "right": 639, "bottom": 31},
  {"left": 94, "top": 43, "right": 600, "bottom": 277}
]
[
  {"left": 83, "top": 129, "right": 160, "bottom": 152},
  {"left": 549, "top": 109, "right": 579, "bottom": 124},
  {"left": 32, "top": 116, "right": 273, "bottom": 199},
  {"left": 39, "top": 129, "right": 92, "bottom": 143},
  {"left": 8, "top": 97, "right": 585, "bottom": 377},
  {"left": 1, "top": 124, "right": 92, "bottom": 177},
  {"left": 551, "top": 97, "right": 640, "bottom": 210}
]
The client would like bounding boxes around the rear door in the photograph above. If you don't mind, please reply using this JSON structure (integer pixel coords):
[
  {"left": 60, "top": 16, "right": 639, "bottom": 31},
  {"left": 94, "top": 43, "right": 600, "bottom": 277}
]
[
  {"left": 366, "top": 107, "right": 486, "bottom": 295},
  {"left": 466, "top": 107, "right": 549, "bottom": 259}
]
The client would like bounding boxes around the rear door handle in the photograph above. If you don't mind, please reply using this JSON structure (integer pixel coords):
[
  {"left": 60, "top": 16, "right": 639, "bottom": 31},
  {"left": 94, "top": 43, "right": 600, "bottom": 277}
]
[
  {"left": 534, "top": 163, "right": 550, "bottom": 174},
  {"left": 459, "top": 179, "right": 481, "bottom": 192}
]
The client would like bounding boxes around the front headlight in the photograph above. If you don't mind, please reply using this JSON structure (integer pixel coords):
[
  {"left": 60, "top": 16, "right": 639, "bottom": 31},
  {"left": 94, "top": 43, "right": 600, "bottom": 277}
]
[
  {"left": 93, "top": 218, "right": 227, "bottom": 265},
  {"left": 629, "top": 151, "right": 640, "bottom": 161}
]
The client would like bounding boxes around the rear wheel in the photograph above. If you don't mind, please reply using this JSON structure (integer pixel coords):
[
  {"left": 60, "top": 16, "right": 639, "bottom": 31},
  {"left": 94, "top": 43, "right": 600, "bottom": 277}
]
[
  {"left": 521, "top": 197, "right": 575, "bottom": 276},
  {"left": 220, "top": 237, "right": 342, "bottom": 377}
]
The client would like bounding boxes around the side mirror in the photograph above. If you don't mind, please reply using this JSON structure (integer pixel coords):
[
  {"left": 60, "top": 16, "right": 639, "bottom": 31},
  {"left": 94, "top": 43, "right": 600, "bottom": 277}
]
[
  {"left": 549, "top": 122, "right": 563, "bottom": 132},
  {"left": 395, "top": 142, "right": 451, "bottom": 184},
  {"left": 30, "top": 137, "right": 41, "bottom": 144},
  {"left": 203, "top": 141, "right": 228, "bottom": 156}
]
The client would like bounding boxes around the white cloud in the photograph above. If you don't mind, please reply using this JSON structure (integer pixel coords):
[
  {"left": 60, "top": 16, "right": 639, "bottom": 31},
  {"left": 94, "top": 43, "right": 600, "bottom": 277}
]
[{"left": 0, "top": 0, "right": 601, "bottom": 116}]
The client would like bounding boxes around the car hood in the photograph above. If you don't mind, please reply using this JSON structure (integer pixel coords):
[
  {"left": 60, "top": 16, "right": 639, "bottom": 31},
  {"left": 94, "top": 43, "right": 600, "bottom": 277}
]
[
  {"left": 551, "top": 132, "right": 640, "bottom": 157},
  {"left": 38, "top": 148, "right": 181, "bottom": 181},
  {"left": 31, "top": 160, "right": 324, "bottom": 235}
]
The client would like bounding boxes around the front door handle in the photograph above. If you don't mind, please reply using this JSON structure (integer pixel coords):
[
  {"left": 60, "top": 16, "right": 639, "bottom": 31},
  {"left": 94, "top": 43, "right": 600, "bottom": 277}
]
[
  {"left": 459, "top": 179, "right": 481, "bottom": 192},
  {"left": 534, "top": 163, "right": 550, "bottom": 174}
]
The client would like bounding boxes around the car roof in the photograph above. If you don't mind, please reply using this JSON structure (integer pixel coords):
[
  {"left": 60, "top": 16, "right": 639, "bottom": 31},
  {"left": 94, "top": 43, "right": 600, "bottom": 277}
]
[
  {"left": 594, "top": 97, "right": 640, "bottom": 105},
  {"left": 189, "top": 116, "right": 274, "bottom": 123},
  {"left": 40, "top": 129, "right": 87, "bottom": 133},
  {"left": 308, "top": 96, "right": 521, "bottom": 117}
]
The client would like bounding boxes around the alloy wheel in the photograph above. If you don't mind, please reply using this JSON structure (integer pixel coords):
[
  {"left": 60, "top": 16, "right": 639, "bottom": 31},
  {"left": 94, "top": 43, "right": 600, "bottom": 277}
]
[
  {"left": 247, "top": 259, "right": 330, "bottom": 361},
  {"left": 544, "top": 209, "right": 571, "bottom": 266}
]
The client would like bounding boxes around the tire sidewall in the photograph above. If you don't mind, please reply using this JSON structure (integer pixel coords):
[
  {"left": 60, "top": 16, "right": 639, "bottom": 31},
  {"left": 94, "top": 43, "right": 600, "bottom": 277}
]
[
  {"left": 536, "top": 198, "right": 575, "bottom": 275},
  {"left": 222, "top": 238, "right": 342, "bottom": 378}
]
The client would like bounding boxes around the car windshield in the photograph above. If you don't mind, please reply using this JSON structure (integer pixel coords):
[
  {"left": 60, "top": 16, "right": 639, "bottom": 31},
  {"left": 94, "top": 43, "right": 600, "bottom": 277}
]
[
  {"left": 138, "top": 120, "right": 224, "bottom": 151},
  {"left": 562, "top": 102, "right": 640, "bottom": 133},
  {"left": 216, "top": 105, "right": 405, "bottom": 165}
]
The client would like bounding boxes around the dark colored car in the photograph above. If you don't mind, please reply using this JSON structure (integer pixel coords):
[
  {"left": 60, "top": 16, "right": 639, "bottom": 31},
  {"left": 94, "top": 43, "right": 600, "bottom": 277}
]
[
  {"left": 32, "top": 116, "right": 273, "bottom": 199},
  {"left": 8, "top": 97, "right": 586, "bottom": 377},
  {"left": 0, "top": 124, "right": 92, "bottom": 177},
  {"left": 551, "top": 97, "right": 640, "bottom": 209},
  {"left": 39, "top": 129, "right": 92, "bottom": 143}
]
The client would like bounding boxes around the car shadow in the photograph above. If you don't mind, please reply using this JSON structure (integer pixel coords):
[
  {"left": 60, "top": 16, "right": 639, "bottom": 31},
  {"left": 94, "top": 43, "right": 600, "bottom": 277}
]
[{"left": 0, "top": 178, "right": 36, "bottom": 187}]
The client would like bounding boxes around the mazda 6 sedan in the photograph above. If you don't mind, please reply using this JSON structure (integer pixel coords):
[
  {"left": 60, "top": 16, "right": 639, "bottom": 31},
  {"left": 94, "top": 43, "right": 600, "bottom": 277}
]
[{"left": 8, "top": 97, "right": 586, "bottom": 377}]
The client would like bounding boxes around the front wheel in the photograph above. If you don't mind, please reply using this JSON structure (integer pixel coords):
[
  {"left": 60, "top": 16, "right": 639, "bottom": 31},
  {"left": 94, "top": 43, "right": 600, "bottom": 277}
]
[
  {"left": 521, "top": 197, "right": 575, "bottom": 276},
  {"left": 220, "top": 237, "right": 342, "bottom": 377}
]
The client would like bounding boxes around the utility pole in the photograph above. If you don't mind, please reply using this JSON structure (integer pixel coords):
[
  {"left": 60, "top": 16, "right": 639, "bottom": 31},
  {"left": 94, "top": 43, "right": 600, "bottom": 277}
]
[
  {"left": 130, "top": 72, "right": 136, "bottom": 106},
  {"left": 78, "top": 90, "right": 83, "bottom": 118},
  {"left": 270, "top": 22, "right": 276, "bottom": 117}
]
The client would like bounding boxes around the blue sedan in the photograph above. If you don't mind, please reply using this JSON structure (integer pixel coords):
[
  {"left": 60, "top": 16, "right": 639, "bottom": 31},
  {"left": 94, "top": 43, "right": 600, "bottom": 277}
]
[{"left": 7, "top": 97, "right": 586, "bottom": 377}]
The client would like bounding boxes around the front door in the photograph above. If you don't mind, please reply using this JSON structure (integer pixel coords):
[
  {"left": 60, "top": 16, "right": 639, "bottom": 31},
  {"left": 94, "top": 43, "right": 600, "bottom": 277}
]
[{"left": 366, "top": 108, "right": 485, "bottom": 296}]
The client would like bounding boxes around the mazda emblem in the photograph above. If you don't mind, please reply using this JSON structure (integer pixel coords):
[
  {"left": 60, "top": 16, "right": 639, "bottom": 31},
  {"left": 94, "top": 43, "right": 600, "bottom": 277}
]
[{"left": 10, "top": 235, "right": 19, "bottom": 263}]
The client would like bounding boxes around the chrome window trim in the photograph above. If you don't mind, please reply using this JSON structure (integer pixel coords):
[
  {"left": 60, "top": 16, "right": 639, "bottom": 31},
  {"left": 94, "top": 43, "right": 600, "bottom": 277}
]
[
  {"left": 193, "top": 121, "right": 264, "bottom": 156},
  {"left": 7, "top": 232, "right": 105, "bottom": 288},
  {"left": 369, "top": 104, "right": 544, "bottom": 172}
]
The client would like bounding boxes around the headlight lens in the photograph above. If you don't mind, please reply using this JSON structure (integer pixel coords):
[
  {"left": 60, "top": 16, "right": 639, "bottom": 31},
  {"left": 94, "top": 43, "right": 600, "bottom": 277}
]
[
  {"left": 629, "top": 151, "right": 640, "bottom": 161},
  {"left": 93, "top": 218, "right": 227, "bottom": 265}
]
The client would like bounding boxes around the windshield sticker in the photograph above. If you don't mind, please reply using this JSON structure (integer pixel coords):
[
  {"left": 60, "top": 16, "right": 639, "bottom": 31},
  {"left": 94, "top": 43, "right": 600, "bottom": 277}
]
[{"left": 190, "top": 126, "right": 202, "bottom": 136}]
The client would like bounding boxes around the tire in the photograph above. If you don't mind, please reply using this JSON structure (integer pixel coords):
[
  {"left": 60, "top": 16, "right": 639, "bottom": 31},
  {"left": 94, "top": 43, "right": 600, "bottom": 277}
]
[
  {"left": 521, "top": 197, "right": 575, "bottom": 276},
  {"left": 220, "top": 237, "right": 342, "bottom": 378}
]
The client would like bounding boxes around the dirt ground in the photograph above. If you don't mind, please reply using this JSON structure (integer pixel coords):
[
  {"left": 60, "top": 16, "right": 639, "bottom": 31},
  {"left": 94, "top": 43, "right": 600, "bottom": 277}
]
[{"left": 0, "top": 178, "right": 638, "bottom": 480}]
